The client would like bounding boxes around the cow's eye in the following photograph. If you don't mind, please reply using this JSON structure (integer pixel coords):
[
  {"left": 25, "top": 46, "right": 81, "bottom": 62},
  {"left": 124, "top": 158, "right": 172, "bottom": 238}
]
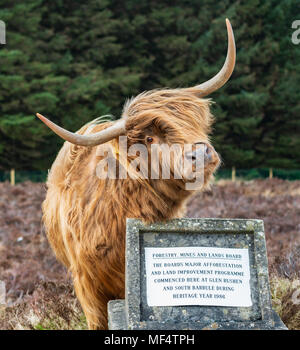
[{"left": 146, "top": 136, "right": 154, "bottom": 143}]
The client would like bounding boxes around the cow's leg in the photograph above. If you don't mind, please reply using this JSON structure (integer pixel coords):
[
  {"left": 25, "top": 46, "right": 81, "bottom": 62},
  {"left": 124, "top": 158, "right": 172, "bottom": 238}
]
[
  {"left": 72, "top": 249, "right": 125, "bottom": 330},
  {"left": 72, "top": 268, "right": 110, "bottom": 329}
]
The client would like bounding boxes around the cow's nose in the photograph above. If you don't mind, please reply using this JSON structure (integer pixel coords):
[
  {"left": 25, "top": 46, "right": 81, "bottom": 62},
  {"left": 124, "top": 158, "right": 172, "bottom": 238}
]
[{"left": 185, "top": 143, "right": 214, "bottom": 164}]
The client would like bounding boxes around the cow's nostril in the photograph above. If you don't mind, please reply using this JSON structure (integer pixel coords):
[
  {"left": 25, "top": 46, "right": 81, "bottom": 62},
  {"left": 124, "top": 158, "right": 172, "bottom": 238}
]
[
  {"left": 186, "top": 143, "right": 212, "bottom": 162},
  {"left": 186, "top": 152, "right": 197, "bottom": 161}
]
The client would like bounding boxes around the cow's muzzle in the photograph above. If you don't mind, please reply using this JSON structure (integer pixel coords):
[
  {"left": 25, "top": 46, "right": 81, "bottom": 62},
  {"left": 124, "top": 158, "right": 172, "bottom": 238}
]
[{"left": 185, "top": 142, "right": 216, "bottom": 165}]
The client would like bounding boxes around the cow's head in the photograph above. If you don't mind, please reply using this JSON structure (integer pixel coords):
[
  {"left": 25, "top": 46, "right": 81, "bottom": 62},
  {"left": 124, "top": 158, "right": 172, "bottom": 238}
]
[{"left": 37, "top": 19, "right": 235, "bottom": 192}]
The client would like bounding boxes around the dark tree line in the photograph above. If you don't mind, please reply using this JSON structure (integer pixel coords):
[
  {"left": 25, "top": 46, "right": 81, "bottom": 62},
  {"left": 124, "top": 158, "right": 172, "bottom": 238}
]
[{"left": 0, "top": 0, "right": 299, "bottom": 170}]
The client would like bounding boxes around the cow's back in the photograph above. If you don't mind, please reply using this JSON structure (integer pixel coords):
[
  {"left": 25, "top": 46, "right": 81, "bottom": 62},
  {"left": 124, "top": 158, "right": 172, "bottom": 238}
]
[{"left": 42, "top": 121, "right": 112, "bottom": 269}]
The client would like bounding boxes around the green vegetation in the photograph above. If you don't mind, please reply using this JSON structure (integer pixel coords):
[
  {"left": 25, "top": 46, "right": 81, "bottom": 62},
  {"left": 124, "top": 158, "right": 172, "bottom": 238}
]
[
  {"left": 32, "top": 313, "right": 88, "bottom": 330},
  {"left": 215, "top": 168, "right": 300, "bottom": 181},
  {"left": 1, "top": 168, "right": 300, "bottom": 184},
  {"left": 0, "top": 0, "right": 299, "bottom": 171}
]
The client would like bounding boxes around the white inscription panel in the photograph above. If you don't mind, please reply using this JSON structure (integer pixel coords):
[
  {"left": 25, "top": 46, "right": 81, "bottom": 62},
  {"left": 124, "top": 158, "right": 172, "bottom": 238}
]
[{"left": 145, "top": 246, "right": 252, "bottom": 307}]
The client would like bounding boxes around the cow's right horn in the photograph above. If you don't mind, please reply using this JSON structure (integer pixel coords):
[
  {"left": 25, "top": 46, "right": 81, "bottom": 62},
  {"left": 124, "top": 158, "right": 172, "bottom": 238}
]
[
  {"left": 36, "top": 113, "right": 126, "bottom": 146},
  {"left": 184, "top": 18, "right": 236, "bottom": 97}
]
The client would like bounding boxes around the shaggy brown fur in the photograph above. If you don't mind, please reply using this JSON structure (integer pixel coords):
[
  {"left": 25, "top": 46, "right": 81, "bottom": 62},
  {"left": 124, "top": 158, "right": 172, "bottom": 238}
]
[{"left": 42, "top": 89, "right": 220, "bottom": 329}]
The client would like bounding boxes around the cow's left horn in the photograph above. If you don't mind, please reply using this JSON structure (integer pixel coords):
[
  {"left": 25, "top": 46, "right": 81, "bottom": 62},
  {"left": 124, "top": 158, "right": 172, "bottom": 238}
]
[
  {"left": 36, "top": 113, "right": 126, "bottom": 146},
  {"left": 185, "top": 18, "right": 236, "bottom": 96}
]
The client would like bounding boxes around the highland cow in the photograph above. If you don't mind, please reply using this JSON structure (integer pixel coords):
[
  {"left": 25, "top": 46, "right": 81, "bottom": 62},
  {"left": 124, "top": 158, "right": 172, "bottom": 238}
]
[{"left": 37, "top": 19, "right": 236, "bottom": 329}]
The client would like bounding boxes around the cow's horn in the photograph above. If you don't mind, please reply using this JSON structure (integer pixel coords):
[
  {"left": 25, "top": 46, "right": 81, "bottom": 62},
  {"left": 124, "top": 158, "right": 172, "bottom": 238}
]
[
  {"left": 186, "top": 18, "right": 236, "bottom": 96},
  {"left": 36, "top": 113, "right": 126, "bottom": 146}
]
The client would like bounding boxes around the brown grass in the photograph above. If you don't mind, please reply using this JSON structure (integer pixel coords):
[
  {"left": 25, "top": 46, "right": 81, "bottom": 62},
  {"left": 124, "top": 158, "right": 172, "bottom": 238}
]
[{"left": 0, "top": 281, "right": 86, "bottom": 330}]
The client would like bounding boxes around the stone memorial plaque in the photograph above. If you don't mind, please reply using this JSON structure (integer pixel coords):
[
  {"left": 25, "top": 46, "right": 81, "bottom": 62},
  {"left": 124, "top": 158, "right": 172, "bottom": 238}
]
[
  {"left": 144, "top": 246, "right": 252, "bottom": 307},
  {"left": 107, "top": 218, "right": 287, "bottom": 330}
]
